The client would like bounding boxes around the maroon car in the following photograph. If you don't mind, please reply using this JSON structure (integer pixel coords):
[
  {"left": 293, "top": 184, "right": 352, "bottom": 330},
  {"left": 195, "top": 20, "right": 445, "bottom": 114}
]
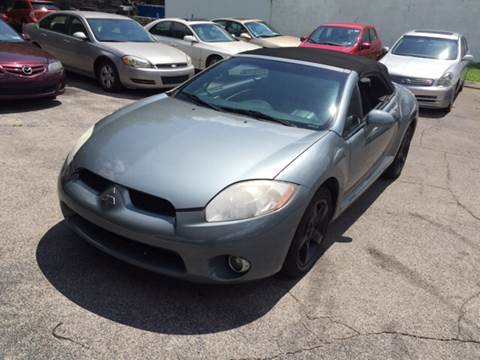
[{"left": 0, "top": 20, "right": 65, "bottom": 100}]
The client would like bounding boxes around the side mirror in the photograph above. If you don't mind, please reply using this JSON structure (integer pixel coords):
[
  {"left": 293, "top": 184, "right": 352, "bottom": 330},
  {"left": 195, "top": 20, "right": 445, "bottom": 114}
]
[
  {"left": 367, "top": 110, "right": 396, "bottom": 127},
  {"left": 183, "top": 35, "right": 198, "bottom": 43},
  {"left": 21, "top": 33, "right": 31, "bottom": 41},
  {"left": 73, "top": 31, "right": 88, "bottom": 41},
  {"left": 361, "top": 42, "right": 371, "bottom": 50},
  {"left": 239, "top": 32, "right": 252, "bottom": 40},
  {"left": 462, "top": 54, "right": 474, "bottom": 62},
  {"left": 381, "top": 46, "right": 390, "bottom": 54},
  {"left": 300, "top": 36, "right": 307, "bottom": 42}
]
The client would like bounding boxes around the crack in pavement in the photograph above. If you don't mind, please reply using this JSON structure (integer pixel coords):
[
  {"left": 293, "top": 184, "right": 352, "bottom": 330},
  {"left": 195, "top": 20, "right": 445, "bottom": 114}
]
[
  {"left": 457, "top": 290, "right": 480, "bottom": 339},
  {"left": 51, "top": 322, "right": 89, "bottom": 349},
  {"left": 444, "top": 152, "right": 480, "bottom": 223}
]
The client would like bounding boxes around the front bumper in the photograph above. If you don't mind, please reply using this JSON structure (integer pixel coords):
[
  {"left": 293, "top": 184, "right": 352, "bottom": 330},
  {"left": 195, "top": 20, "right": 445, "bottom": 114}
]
[
  {"left": 58, "top": 170, "right": 311, "bottom": 283},
  {"left": 118, "top": 64, "right": 195, "bottom": 90},
  {"left": 0, "top": 70, "right": 66, "bottom": 100},
  {"left": 403, "top": 84, "right": 455, "bottom": 109}
]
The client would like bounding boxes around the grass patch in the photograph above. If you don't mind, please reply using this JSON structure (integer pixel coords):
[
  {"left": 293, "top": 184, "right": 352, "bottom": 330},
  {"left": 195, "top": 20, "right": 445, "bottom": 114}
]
[{"left": 466, "top": 63, "right": 480, "bottom": 83}]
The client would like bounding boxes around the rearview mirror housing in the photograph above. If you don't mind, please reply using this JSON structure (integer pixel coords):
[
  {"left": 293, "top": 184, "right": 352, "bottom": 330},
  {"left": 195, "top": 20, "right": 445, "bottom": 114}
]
[
  {"left": 239, "top": 32, "right": 252, "bottom": 40},
  {"left": 361, "top": 42, "right": 371, "bottom": 50},
  {"left": 367, "top": 110, "right": 396, "bottom": 127},
  {"left": 21, "top": 33, "right": 31, "bottom": 41},
  {"left": 73, "top": 32, "right": 88, "bottom": 41},
  {"left": 463, "top": 54, "right": 474, "bottom": 62},
  {"left": 381, "top": 46, "right": 390, "bottom": 54},
  {"left": 183, "top": 35, "right": 198, "bottom": 43},
  {"left": 300, "top": 36, "right": 307, "bottom": 42}
]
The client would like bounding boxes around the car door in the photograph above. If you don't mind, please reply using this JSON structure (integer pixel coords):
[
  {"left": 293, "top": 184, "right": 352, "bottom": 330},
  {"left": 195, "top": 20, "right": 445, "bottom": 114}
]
[
  {"left": 226, "top": 21, "right": 249, "bottom": 38},
  {"left": 358, "top": 28, "right": 375, "bottom": 59},
  {"left": 369, "top": 28, "right": 382, "bottom": 59},
  {"left": 459, "top": 37, "right": 471, "bottom": 82},
  {"left": 359, "top": 75, "right": 399, "bottom": 172},
  {"left": 36, "top": 13, "right": 70, "bottom": 63},
  {"left": 169, "top": 22, "right": 203, "bottom": 69},
  {"left": 62, "top": 15, "right": 95, "bottom": 73}
]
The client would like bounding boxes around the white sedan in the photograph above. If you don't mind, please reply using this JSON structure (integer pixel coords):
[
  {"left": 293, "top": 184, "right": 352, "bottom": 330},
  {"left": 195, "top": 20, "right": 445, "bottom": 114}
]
[{"left": 145, "top": 18, "right": 261, "bottom": 69}]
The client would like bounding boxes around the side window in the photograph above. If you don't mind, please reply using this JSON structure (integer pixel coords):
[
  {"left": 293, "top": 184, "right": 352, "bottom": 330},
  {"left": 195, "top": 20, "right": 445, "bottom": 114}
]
[
  {"left": 461, "top": 37, "right": 468, "bottom": 57},
  {"left": 39, "top": 15, "right": 53, "bottom": 29},
  {"left": 48, "top": 15, "right": 69, "bottom": 34},
  {"left": 358, "top": 75, "right": 391, "bottom": 114},
  {"left": 344, "top": 85, "right": 364, "bottom": 136},
  {"left": 150, "top": 21, "right": 171, "bottom": 37},
  {"left": 214, "top": 20, "right": 227, "bottom": 29},
  {"left": 369, "top": 28, "right": 378, "bottom": 42},
  {"left": 362, "top": 29, "right": 370, "bottom": 43},
  {"left": 68, "top": 16, "right": 87, "bottom": 37},
  {"left": 226, "top": 21, "right": 246, "bottom": 37},
  {"left": 170, "top": 22, "right": 192, "bottom": 39}
]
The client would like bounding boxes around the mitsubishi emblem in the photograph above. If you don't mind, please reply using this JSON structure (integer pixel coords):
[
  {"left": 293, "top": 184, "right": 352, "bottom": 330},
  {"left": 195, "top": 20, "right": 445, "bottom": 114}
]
[{"left": 100, "top": 186, "right": 119, "bottom": 208}]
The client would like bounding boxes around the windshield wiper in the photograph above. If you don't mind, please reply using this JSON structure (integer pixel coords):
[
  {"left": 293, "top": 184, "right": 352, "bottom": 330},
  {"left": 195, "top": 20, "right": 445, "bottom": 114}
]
[
  {"left": 178, "top": 92, "right": 224, "bottom": 112},
  {"left": 219, "top": 107, "right": 295, "bottom": 127}
]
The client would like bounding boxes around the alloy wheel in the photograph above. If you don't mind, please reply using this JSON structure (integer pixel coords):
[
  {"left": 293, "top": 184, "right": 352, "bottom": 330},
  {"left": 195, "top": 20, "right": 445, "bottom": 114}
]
[{"left": 100, "top": 64, "right": 115, "bottom": 90}]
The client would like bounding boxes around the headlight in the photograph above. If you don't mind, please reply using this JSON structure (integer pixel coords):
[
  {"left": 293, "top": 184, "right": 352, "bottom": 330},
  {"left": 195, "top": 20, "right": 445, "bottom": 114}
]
[
  {"left": 48, "top": 61, "right": 63, "bottom": 73},
  {"left": 186, "top": 56, "right": 192, "bottom": 65},
  {"left": 205, "top": 180, "right": 297, "bottom": 222},
  {"left": 121, "top": 55, "right": 153, "bottom": 69},
  {"left": 437, "top": 72, "right": 453, "bottom": 87},
  {"left": 66, "top": 126, "right": 94, "bottom": 166}
]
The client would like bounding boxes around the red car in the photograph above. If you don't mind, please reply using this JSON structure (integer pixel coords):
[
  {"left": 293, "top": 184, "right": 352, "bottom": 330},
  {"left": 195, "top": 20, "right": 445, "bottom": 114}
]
[
  {"left": 300, "top": 22, "right": 384, "bottom": 60},
  {"left": 6, "top": 0, "right": 57, "bottom": 31},
  {"left": 0, "top": 20, "right": 65, "bottom": 100}
]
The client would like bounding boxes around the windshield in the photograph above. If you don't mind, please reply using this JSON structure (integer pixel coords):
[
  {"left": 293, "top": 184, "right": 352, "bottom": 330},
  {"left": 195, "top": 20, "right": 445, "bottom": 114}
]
[
  {"left": 175, "top": 57, "right": 347, "bottom": 130},
  {"left": 87, "top": 19, "right": 153, "bottom": 42},
  {"left": 308, "top": 26, "right": 360, "bottom": 47},
  {"left": 392, "top": 35, "right": 458, "bottom": 60},
  {"left": 0, "top": 21, "right": 23, "bottom": 42},
  {"left": 32, "top": 2, "right": 58, "bottom": 10},
  {"left": 191, "top": 23, "right": 234, "bottom": 42},
  {"left": 245, "top": 21, "right": 280, "bottom": 38}
]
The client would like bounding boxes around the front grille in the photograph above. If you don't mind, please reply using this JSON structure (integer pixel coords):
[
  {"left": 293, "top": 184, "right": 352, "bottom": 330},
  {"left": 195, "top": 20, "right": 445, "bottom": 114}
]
[
  {"left": 2, "top": 65, "right": 45, "bottom": 76},
  {"left": 66, "top": 209, "right": 186, "bottom": 275},
  {"left": 416, "top": 95, "right": 438, "bottom": 103},
  {"left": 77, "top": 168, "right": 176, "bottom": 218},
  {"left": 391, "top": 75, "right": 434, "bottom": 87},
  {"left": 130, "top": 189, "right": 176, "bottom": 218},
  {"left": 161, "top": 75, "right": 189, "bottom": 85},
  {"left": 155, "top": 63, "right": 188, "bottom": 69}
]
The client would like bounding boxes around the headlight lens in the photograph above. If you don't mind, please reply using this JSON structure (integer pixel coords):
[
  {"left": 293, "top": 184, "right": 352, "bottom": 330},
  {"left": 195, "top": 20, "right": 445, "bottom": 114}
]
[
  {"left": 186, "top": 56, "right": 192, "bottom": 65},
  {"left": 205, "top": 180, "right": 297, "bottom": 222},
  {"left": 48, "top": 61, "right": 63, "bottom": 73},
  {"left": 121, "top": 55, "right": 153, "bottom": 68},
  {"left": 66, "top": 126, "right": 94, "bottom": 165},
  {"left": 437, "top": 72, "right": 453, "bottom": 87}
]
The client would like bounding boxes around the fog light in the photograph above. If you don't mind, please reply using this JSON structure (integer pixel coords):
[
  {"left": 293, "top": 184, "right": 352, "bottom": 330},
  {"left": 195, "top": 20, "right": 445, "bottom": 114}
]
[{"left": 227, "top": 256, "right": 251, "bottom": 274}]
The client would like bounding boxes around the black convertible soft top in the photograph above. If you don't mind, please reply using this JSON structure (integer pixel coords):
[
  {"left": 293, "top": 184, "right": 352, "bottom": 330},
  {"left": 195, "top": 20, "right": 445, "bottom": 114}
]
[{"left": 242, "top": 47, "right": 393, "bottom": 89}]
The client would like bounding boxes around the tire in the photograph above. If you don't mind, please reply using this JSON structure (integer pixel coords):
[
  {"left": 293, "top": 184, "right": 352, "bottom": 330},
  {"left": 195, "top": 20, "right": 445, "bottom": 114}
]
[
  {"left": 96, "top": 60, "right": 122, "bottom": 92},
  {"left": 206, "top": 55, "right": 222, "bottom": 68},
  {"left": 383, "top": 124, "right": 415, "bottom": 180},
  {"left": 282, "top": 187, "right": 333, "bottom": 278}
]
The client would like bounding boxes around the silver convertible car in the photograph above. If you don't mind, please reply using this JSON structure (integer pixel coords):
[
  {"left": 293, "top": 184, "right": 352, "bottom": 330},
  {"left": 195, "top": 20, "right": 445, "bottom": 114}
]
[{"left": 58, "top": 48, "right": 418, "bottom": 283}]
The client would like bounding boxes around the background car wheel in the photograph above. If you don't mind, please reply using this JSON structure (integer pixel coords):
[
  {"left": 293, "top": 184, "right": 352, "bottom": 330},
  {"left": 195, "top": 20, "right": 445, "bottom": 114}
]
[
  {"left": 96, "top": 60, "right": 121, "bottom": 92},
  {"left": 383, "top": 124, "right": 415, "bottom": 180},
  {"left": 206, "top": 55, "right": 222, "bottom": 68},
  {"left": 282, "top": 187, "right": 333, "bottom": 278}
]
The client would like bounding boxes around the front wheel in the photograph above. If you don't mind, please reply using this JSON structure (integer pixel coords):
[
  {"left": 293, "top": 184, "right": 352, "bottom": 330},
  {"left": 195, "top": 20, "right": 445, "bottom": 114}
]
[
  {"left": 383, "top": 124, "right": 415, "bottom": 180},
  {"left": 96, "top": 60, "right": 121, "bottom": 92},
  {"left": 282, "top": 188, "right": 333, "bottom": 278}
]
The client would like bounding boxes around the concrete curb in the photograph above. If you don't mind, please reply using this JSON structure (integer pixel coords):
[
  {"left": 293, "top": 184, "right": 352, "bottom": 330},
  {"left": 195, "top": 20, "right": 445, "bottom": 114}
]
[{"left": 465, "top": 81, "right": 480, "bottom": 90}]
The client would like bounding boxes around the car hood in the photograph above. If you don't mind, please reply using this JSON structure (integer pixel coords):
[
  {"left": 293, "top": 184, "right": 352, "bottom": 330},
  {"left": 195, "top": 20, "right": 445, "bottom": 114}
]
[
  {"left": 300, "top": 41, "right": 354, "bottom": 54},
  {"left": 75, "top": 95, "right": 326, "bottom": 209},
  {"left": 208, "top": 40, "right": 261, "bottom": 55},
  {"left": 101, "top": 41, "right": 189, "bottom": 64},
  {"left": 380, "top": 53, "right": 454, "bottom": 79},
  {"left": 0, "top": 42, "right": 54, "bottom": 64},
  {"left": 255, "top": 35, "right": 301, "bottom": 48}
]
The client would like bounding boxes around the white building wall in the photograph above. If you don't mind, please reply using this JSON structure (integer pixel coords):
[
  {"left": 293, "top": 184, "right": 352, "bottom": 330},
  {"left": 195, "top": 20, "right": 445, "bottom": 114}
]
[{"left": 166, "top": 0, "right": 479, "bottom": 59}]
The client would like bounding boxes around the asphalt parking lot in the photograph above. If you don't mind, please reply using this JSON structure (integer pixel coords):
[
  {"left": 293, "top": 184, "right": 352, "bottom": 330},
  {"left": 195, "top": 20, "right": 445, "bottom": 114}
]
[{"left": 1, "top": 76, "right": 480, "bottom": 360}]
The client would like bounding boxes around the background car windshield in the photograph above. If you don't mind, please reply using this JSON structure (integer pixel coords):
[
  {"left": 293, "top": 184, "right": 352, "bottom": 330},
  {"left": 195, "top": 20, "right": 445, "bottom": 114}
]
[
  {"left": 176, "top": 57, "right": 347, "bottom": 130},
  {"left": 32, "top": 2, "right": 58, "bottom": 10},
  {"left": 392, "top": 35, "right": 458, "bottom": 60},
  {"left": 87, "top": 19, "right": 153, "bottom": 42},
  {"left": 191, "top": 24, "right": 234, "bottom": 42},
  {"left": 245, "top": 21, "right": 280, "bottom": 38},
  {"left": 0, "top": 21, "right": 23, "bottom": 42},
  {"left": 308, "top": 26, "right": 360, "bottom": 47}
]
